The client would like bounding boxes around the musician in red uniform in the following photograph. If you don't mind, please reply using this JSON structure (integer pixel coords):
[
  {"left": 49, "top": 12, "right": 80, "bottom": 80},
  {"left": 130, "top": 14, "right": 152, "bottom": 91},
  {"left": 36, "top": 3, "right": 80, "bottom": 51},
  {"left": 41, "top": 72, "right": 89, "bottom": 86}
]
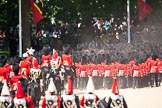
[
  {"left": 0, "top": 56, "right": 7, "bottom": 83},
  {"left": 80, "top": 76, "right": 99, "bottom": 108},
  {"left": 41, "top": 78, "right": 61, "bottom": 108}
]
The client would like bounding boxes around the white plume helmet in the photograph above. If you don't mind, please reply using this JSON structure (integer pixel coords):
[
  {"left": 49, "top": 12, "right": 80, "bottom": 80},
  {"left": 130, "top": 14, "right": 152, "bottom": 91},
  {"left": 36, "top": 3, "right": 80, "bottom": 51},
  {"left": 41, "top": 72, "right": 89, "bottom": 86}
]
[
  {"left": 86, "top": 76, "right": 95, "bottom": 93},
  {"left": 27, "top": 47, "right": 35, "bottom": 56},
  {"left": 22, "top": 52, "right": 28, "bottom": 58},
  {"left": 1, "top": 80, "right": 10, "bottom": 96},
  {"left": 47, "top": 78, "right": 57, "bottom": 93}
]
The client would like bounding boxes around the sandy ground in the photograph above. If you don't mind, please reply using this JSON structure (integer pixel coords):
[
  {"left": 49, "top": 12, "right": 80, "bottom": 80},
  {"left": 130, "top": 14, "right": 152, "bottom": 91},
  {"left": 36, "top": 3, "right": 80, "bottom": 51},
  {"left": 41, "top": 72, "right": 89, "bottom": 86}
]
[{"left": 74, "top": 85, "right": 162, "bottom": 108}]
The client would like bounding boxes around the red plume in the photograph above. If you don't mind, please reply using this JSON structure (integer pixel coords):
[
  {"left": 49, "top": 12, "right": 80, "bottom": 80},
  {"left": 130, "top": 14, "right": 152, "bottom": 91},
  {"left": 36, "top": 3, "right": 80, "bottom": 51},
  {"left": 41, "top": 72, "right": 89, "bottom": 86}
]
[
  {"left": 67, "top": 76, "right": 73, "bottom": 94},
  {"left": 16, "top": 81, "right": 25, "bottom": 98},
  {"left": 112, "top": 77, "right": 119, "bottom": 94}
]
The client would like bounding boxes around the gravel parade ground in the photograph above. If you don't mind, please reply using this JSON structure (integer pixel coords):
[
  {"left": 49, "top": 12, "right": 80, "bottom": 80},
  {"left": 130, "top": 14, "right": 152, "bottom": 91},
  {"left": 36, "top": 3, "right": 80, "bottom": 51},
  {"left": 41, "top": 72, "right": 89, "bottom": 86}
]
[{"left": 74, "top": 85, "right": 162, "bottom": 108}]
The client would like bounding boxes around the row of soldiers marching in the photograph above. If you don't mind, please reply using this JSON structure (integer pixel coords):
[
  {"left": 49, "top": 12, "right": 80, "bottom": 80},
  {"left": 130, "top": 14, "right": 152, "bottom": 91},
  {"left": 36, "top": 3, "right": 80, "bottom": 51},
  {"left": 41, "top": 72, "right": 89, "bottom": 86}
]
[{"left": 75, "top": 53, "right": 162, "bottom": 90}]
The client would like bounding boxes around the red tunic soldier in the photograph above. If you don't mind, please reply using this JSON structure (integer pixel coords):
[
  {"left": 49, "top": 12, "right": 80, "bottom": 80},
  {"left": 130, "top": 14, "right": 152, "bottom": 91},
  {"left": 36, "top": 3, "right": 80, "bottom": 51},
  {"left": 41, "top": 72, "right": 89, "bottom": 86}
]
[
  {"left": 41, "top": 45, "right": 51, "bottom": 67},
  {"left": 19, "top": 54, "right": 31, "bottom": 79},
  {"left": 78, "top": 63, "right": 88, "bottom": 89},
  {"left": 103, "top": 64, "right": 113, "bottom": 89},
  {"left": 132, "top": 64, "right": 140, "bottom": 89},
  {"left": 150, "top": 56, "right": 159, "bottom": 87}
]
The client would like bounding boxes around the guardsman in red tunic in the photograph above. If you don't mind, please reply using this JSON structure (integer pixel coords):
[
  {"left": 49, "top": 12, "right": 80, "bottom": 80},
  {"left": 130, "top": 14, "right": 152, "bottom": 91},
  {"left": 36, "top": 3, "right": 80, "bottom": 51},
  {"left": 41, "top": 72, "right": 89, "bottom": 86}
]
[
  {"left": 74, "top": 62, "right": 80, "bottom": 89},
  {"left": 30, "top": 55, "right": 41, "bottom": 80},
  {"left": 117, "top": 64, "right": 127, "bottom": 89},
  {"left": 62, "top": 44, "right": 75, "bottom": 84},
  {"left": 78, "top": 63, "right": 88, "bottom": 90},
  {"left": 127, "top": 60, "right": 135, "bottom": 88},
  {"left": 89, "top": 62, "right": 100, "bottom": 89},
  {"left": 157, "top": 59, "right": 162, "bottom": 86},
  {"left": 41, "top": 78, "right": 61, "bottom": 108},
  {"left": 98, "top": 63, "right": 104, "bottom": 88},
  {"left": 62, "top": 44, "right": 73, "bottom": 67},
  {"left": 0, "top": 56, "right": 7, "bottom": 83},
  {"left": 19, "top": 55, "right": 31, "bottom": 79},
  {"left": 132, "top": 64, "right": 140, "bottom": 89},
  {"left": 61, "top": 76, "right": 80, "bottom": 108},
  {"left": 150, "top": 54, "right": 159, "bottom": 87},
  {"left": 10, "top": 64, "right": 23, "bottom": 94},
  {"left": 103, "top": 64, "right": 113, "bottom": 89},
  {"left": 41, "top": 45, "right": 51, "bottom": 68},
  {"left": 80, "top": 76, "right": 99, "bottom": 108}
]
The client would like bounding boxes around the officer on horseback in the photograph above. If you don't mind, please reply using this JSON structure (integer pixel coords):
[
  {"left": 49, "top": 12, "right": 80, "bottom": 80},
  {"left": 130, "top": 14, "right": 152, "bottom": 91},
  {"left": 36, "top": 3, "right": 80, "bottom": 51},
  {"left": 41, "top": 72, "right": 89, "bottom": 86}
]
[{"left": 62, "top": 44, "right": 76, "bottom": 85}]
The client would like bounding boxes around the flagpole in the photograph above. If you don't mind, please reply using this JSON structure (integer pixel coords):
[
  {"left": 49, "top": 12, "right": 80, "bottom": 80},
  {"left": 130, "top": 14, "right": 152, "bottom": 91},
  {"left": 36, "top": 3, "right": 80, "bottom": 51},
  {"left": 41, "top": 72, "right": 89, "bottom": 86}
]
[
  {"left": 127, "top": 0, "right": 131, "bottom": 43},
  {"left": 19, "top": 0, "right": 22, "bottom": 57}
]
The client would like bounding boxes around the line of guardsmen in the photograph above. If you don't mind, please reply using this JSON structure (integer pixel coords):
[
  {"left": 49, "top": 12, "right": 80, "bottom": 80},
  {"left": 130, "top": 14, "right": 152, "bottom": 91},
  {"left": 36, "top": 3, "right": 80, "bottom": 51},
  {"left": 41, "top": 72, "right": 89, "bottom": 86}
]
[{"left": 74, "top": 54, "right": 162, "bottom": 90}]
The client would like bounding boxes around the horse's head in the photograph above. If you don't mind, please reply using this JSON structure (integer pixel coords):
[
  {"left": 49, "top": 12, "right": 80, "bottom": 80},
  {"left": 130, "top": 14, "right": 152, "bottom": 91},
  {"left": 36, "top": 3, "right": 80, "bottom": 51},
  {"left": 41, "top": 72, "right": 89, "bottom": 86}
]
[
  {"left": 30, "top": 68, "right": 41, "bottom": 80},
  {"left": 28, "top": 82, "right": 41, "bottom": 100},
  {"left": 50, "top": 59, "right": 60, "bottom": 70}
]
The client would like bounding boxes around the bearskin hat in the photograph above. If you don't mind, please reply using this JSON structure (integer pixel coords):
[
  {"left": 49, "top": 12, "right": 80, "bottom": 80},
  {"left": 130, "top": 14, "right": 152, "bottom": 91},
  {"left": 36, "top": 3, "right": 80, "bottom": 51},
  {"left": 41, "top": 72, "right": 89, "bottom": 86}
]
[
  {"left": 0, "top": 56, "right": 7, "bottom": 67},
  {"left": 63, "top": 44, "right": 70, "bottom": 54},
  {"left": 42, "top": 45, "right": 51, "bottom": 55},
  {"left": 12, "top": 63, "right": 19, "bottom": 75},
  {"left": 18, "top": 78, "right": 29, "bottom": 93},
  {"left": 152, "top": 52, "right": 158, "bottom": 60}
]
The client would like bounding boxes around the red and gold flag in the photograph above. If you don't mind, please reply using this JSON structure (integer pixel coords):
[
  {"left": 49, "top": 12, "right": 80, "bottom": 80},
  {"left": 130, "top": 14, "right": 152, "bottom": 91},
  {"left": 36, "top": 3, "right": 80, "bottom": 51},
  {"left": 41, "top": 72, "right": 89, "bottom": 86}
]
[{"left": 30, "top": 0, "right": 45, "bottom": 24}]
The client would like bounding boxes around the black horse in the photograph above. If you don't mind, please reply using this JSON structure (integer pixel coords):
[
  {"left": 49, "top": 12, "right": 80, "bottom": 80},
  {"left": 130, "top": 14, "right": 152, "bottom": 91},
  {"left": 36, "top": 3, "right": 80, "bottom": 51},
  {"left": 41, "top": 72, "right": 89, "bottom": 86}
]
[
  {"left": 28, "top": 79, "right": 41, "bottom": 108},
  {"left": 40, "top": 66, "right": 51, "bottom": 94}
]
